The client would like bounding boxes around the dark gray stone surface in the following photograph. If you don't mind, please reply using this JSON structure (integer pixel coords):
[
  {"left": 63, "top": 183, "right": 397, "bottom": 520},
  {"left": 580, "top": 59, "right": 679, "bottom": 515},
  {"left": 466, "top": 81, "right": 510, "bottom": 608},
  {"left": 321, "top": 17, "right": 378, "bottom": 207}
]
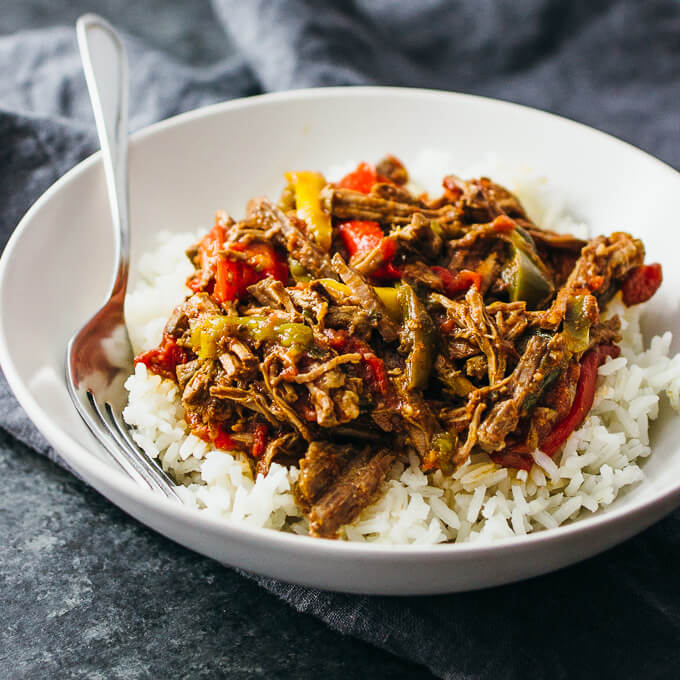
[
  {"left": 1, "top": 431, "right": 430, "bottom": 678},
  {"left": 0, "top": 2, "right": 431, "bottom": 677}
]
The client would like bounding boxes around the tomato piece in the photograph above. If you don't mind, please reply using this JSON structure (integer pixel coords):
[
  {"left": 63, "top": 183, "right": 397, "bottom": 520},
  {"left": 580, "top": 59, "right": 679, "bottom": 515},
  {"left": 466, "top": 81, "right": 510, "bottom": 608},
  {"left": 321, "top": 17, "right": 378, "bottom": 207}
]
[
  {"left": 431, "top": 266, "right": 482, "bottom": 296},
  {"left": 363, "top": 352, "right": 390, "bottom": 395},
  {"left": 324, "top": 328, "right": 349, "bottom": 350},
  {"left": 186, "top": 222, "right": 227, "bottom": 293},
  {"left": 343, "top": 340, "right": 389, "bottom": 396},
  {"left": 540, "top": 344, "right": 620, "bottom": 456},
  {"left": 323, "top": 329, "right": 390, "bottom": 396},
  {"left": 185, "top": 411, "right": 236, "bottom": 451},
  {"left": 373, "top": 238, "right": 402, "bottom": 281},
  {"left": 186, "top": 275, "right": 206, "bottom": 294},
  {"left": 251, "top": 423, "right": 268, "bottom": 459},
  {"left": 490, "top": 451, "right": 533, "bottom": 471},
  {"left": 621, "top": 263, "right": 662, "bottom": 306},
  {"left": 213, "top": 429, "right": 236, "bottom": 451},
  {"left": 134, "top": 333, "right": 189, "bottom": 381},
  {"left": 491, "top": 214, "right": 516, "bottom": 233}
]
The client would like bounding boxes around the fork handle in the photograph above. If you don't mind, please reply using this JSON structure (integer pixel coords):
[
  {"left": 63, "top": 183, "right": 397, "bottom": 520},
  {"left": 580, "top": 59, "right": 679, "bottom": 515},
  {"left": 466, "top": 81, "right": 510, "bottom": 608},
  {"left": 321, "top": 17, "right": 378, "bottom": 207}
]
[{"left": 76, "top": 14, "right": 130, "bottom": 302}]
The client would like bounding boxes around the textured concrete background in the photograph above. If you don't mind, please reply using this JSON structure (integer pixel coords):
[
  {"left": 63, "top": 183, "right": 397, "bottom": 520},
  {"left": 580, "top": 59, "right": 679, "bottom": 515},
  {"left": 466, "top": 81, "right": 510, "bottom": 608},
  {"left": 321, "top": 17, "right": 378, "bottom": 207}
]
[{"left": 0, "top": 2, "right": 432, "bottom": 677}]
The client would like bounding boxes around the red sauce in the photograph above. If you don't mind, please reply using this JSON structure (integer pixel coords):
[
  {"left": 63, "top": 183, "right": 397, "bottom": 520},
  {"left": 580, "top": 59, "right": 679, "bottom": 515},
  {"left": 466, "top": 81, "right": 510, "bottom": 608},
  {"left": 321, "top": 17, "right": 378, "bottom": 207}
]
[{"left": 134, "top": 334, "right": 189, "bottom": 381}]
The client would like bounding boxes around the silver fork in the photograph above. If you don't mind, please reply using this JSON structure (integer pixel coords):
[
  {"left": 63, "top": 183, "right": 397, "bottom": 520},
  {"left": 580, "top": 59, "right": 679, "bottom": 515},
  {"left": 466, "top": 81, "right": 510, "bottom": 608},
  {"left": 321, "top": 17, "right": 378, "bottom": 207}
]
[{"left": 66, "top": 14, "right": 181, "bottom": 501}]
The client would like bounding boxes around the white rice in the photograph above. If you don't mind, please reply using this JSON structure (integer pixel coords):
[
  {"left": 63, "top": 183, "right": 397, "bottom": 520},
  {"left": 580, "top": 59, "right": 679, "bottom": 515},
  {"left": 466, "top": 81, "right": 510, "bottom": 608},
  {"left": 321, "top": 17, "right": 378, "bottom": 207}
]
[{"left": 122, "top": 153, "right": 680, "bottom": 544}]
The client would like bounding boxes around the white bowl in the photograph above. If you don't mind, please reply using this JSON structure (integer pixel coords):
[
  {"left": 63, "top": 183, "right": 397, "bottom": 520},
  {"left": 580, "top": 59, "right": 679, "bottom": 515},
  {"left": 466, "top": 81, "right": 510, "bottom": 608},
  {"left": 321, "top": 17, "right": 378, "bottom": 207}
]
[{"left": 2, "top": 87, "right": 680, "bottom": 595}]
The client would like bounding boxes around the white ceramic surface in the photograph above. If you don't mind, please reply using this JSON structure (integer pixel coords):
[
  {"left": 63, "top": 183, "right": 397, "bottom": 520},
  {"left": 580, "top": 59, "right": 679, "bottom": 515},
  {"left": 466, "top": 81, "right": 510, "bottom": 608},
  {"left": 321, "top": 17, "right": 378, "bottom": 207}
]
[{"left": 2, "top": 87, "right": 680, "bottom": 595}]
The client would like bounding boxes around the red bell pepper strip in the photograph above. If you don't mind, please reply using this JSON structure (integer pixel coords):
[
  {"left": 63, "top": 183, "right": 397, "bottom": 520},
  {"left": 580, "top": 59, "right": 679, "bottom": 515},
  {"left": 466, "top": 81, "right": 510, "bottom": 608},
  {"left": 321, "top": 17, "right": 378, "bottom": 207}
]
[
  {"left": 338, "top": 220, "right": 383, "bottom": 255},
  {"left": 213, "top": 242, "right": 289, "bottom": 303},
  {"left": 189, "top": 219, "right": 289, "bottom": 303},
  {"left": 337, "top": 220, "right": 401, "bottom": 281},
  {"left": 621, "top": 263, "right": 662, "bottom": 307},
  {"left": 198, "top": 223, "right": 226, "bottom": 269},
  {"left": 230, "top": 242, "right": 289, "bottom": 283},
  {"left": 134, "top": 333, "right": 189, "bottom": 381},
  {"left": 338, "top": 162, "right": 381, "bottom": 194},
  {"left": 431, "top": 266, "right": 482, "bottom": 296},
  {"left": 214, "top": 258, "right": 253, "bottom": 302},
  {"left": 540, "top": 344, "right": 621, "bottom": 456}
]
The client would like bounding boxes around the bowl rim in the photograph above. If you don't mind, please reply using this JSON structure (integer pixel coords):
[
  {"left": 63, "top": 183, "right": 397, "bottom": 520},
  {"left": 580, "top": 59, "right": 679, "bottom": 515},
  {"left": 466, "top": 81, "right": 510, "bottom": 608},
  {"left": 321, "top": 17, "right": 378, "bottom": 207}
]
[{"left": 2, "top": 84, "right": 680, "bottom": 559}]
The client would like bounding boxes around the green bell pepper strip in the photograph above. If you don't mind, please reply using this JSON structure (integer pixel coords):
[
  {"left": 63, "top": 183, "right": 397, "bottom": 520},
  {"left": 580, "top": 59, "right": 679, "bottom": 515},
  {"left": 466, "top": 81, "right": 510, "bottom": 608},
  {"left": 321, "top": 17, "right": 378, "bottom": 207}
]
[
  {"left": 191, "top": 315, "right": 313, "bottom": 359},
  {"left": 289, "top": 258, "right": 313, "bottom": 282},
  {"left": 503, "top": 228, "right": 554, "bottom": 309},
  {"left": 437, "top": 370, "right": 476, "bottom": 397},
  {"left": 563, "top": 295, "right": 592, "bottom": 352},
  {"left": 398, "top": 283, "right": 438, "bottom": 391}
]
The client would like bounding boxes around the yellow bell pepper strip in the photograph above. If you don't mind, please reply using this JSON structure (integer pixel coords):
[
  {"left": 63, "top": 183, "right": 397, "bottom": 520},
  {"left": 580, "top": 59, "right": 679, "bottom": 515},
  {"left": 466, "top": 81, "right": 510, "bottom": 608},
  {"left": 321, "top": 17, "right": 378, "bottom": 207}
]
[
  {"left": 190, "top": 315, "right": 231, "bottom": 359},
  {"left": 317, "top": 278, "right": 402, "bottom": 322},
  {"left": 278, "top": 181, "right": 296, "bottom": 212},
  {"left": 274, "top": 322, "right": 314, "bottom": 348},
  {"left": 285, "top": 171, "right": 333, "bottom": 252}
]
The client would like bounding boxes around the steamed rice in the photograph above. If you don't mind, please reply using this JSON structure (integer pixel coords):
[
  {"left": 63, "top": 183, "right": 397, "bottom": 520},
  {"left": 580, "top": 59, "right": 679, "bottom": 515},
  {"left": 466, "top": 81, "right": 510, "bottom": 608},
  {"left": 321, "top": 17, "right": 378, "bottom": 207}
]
[{"left": 122, "top": 154, "right": 680, "bottom": 544}]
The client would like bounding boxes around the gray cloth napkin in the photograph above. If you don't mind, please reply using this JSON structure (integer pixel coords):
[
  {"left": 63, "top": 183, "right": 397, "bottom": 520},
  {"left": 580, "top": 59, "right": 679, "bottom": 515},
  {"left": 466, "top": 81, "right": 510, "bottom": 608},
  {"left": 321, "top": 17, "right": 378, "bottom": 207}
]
[{"left": 2, "top": 2, "right": 680, "bottom": 677}]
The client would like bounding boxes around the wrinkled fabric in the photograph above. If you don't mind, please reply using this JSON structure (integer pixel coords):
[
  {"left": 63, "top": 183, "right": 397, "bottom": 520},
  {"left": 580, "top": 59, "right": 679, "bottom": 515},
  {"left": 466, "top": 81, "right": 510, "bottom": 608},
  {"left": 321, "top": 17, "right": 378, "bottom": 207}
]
[
  {"left": 216, "top": 0, "right": 680, "bottom": 169},
  {"left": 0, "top": 27, "right": 255, "bottom": 464},
  {"left": 1, "top": 2, "right": 680, "bottom": 677}
]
